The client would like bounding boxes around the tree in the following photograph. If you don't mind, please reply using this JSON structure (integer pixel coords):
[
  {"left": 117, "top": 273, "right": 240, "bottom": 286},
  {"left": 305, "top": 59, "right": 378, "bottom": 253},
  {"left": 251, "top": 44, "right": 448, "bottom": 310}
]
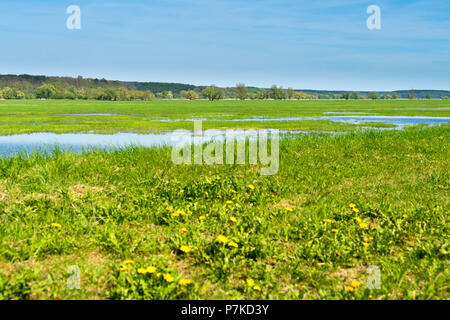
[
  {"left": 256, "top": 90, "right": 269, "bottom": 100},
  {"left": 392, "top": 93, "right": 398, "bottom": 99},
  {"left": 286, "top": 88, "right": 295, "bottom": 100},
  {"left": 15, "top": 90, "right": 25, "bottom": 99},
  {"left": 181, "top": 90, "right": 199, "bottom": 100},
  {"left": 202, "top": 86, "right": 224, "bottom": 101},
  {"left": 2, "top": 87, "right": 16, "bottom": 99},
  {"left": 408, "top": 89, "right": 415, "bottom": 100},
  {"left": 350, "top": 92, "right": 361, "bottom": 100},
  {"left": 442, "top": 96, "right": 448, "bottom": 100},
  {"left": 0, "top": 90, "right": 3, "bottom": 99},
  {"left": 269, "top": 85, "right": 286, "bottom": 100},
  {"left": 35, "top": 84, "right": 57, "bottom": 99},
  {"left": 426, "top": 93, "right": 432, "bottom": 99},
  {"left": 341, "top": 92, "right": 350, "bottom": 100},
  {"left": 235, "top": 83, "right": 248, "bottom": 100},
  {"left": 367, "top": 91, "right": 380, "bottom": 100}
]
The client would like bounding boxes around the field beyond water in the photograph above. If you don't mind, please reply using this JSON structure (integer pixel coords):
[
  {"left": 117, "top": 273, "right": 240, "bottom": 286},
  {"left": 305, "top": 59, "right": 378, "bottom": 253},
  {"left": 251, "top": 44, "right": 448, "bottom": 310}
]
[
  {"left": 0, "top": 110, "right": 448, "bottom": 299},
  {"left": 0, "top": 99, "right": 450, "bottom": 135}
]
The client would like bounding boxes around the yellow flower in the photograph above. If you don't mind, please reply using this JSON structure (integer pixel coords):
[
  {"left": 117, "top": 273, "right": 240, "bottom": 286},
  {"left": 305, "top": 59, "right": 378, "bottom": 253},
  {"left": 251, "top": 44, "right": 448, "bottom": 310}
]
[
  {"left": 199, "top": 215, "right": 206, "bottom": 221},
  {"left": 163, "top": 274, "right": 175, "bottom": 282},
  {"left": 180, "top": 227, "right": 188, "bottom": 233},
  {"left": 228, "top": 241, "right": 239, "bottom": 248},
  {"left": 231, "top": 189, "right": 237, "bottom": 194},
  {"left": 323, "top": 219, "right": 334, "bottom": 223},
  {"left": 271, "top": 194, "right": 275, "bottom": 198},
  {"left": 349, "top": 203, "right": 356, "bottom": 208},
  {"left": 230, "top": 216, "right": 237, "bottom": 223},
  {"left": 253, "top": 285, "right": 261, "bottom": 291},
  {"left": 146, "top": 266, "right": 157, "bottom": 273},
  {"left": 285, "top": 207, "right": 294, "bottom": 212},
  {"left": 362, "top": 242, "right": 370, "bottom": 247},
  {"left": 332, "top": 229, "right": 338, "bottom": 233},
  {"left": 308, "top": 240, "right": 313, "bottom": 245},
  {"left": 123, "top": 260, "right": 135, "bottom": 265},
  {"left": 350, "top": 281, "right": 361, "bottom": 288},
  {"left": 226, "top": 200, "right": 233, "bottom": 204},
  {"left": 359, "top": 222, "right": 369, "bottom": 229},
  {"left": 51, "top": 223, "right": 62, "bottom": 229},
  {"left": 352, "top": 208, "right": 360, "bottom": 213},
  {"left": 178, "top": 278, "right": 192, "bottom": 286},
  {"left": 119, "top": 266, "right": 130, "bottom": 272},
  {"left": 180, "top": 246, "right": 191, "bottom": 253},
  {"left": 402, "top": 214, "right": 408, "bottom": 218},
  {"left": 353, "top": 217, "right": 362, "bottom": 223},
  {"left": 217, "top": 235, "right": 228, "bottom": 244},
  {"left": 246, "top": 278, "right": 255, "bottom": 286},
  {"left": 172, "top": 210, "right": 186, "bottom": 217},
  {"left": 250, "top": 247, "right": 256, "bottom": 252},
  {"left": 137, "top": 268, "right": 148, "bottom": 275},
  {"left": 206, "top": 179, "right": 212, "bottom": 184},
  {"left": 248, "top": 184, "right": 255, "bottom": 190},
  {"left": 216, "top": 176, "right": 221, "bottom": 180},
  {"left": 345, "top": 286, "right": 354, "bottom": 292},
  {"left": 367, "top": 236, "right": 374, "bottom": 242}
]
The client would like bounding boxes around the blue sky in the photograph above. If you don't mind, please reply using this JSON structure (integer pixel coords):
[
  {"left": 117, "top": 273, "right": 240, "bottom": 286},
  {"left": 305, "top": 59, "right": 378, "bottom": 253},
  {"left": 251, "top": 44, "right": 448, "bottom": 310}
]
[{"left": 0, "top": 0, "right": 449, "bottom": 90}]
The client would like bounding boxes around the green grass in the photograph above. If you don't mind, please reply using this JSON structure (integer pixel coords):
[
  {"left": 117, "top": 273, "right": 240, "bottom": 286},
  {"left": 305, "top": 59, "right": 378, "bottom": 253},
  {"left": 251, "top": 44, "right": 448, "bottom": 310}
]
[
  {"left": 0, "top": 125, "right": 448, "bottom": 300},
  {"left": 0, "top": 99, "right": 449, "bottom": 135}
]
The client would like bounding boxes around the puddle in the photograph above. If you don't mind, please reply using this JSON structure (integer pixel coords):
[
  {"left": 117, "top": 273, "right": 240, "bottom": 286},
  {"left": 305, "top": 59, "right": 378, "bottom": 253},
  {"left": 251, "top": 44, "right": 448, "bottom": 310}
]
[{"left": 0, "top": 130, "right": 291, "bottom": 158}]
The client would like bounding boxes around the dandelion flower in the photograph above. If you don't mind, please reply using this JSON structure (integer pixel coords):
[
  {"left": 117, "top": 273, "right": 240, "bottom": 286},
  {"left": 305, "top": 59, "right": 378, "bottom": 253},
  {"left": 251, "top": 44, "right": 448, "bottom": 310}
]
[
  {"left": 146, "top": 266, "right": 157, "bottom": 274},
  {"left": 230, "top": 216, "right": 237, "bottom": 223},
  {"left": 362, "top": 242, "right": 370, "bottom": 247},
  {"left": 120, "top": 266, "right": 130, "bottom": 272},
  {"left": 163, "top": 274, "right": 175, "bottom": 282},
  {"left": 352, "top": 208, "right": 360, "bottom": 213},
  {"left": 217, "top": 235, "right": 228, "bottom": 244},
  {"left": 231, "top": 189, "right": 237, "bottom": 194},
  {"left": 51, "top": 223, "right": 62, "bottom": 229},
  {"left": 246, "top": 278, "right": 255, "bottom": 286},
  {"left": 216, "top": 176, "right": 221, "bottom": 180},
  {"left": 353, "top": 217, "right": 362, "bottom": 223},
  {"left": 137, "top": 268, "right": 148, "bottom": 275},
  {"left": 402, "top": 214, "right": 408, "bottom": 219},
  {"left": 359, "top": 222, "right": 368, "bottom": 229},
  {"left": 226, "top": 200, "right": 233, "bottom": 204},
  {"left": 180, "top": 246, "right": 191, "bottom": 253},
  {"left": 345, "top": 286, "right": 354, "bottom": 292},
  {"left": 228, "top": 241, "right": 239, "bottom": 248},
  {"left": 180, "top": 227, "right": 188, "bottom": 233},
  {"left": 199, "top": 215, "right": 206, "bottom": 221},
  {"left": 285, "top": 207, "right": 294, "bottom": 212},
  {"left": 332, "top": 229, "right": 338, "bottom": 233},
  {"left": 349, "top": 203, "right": 356, "bottom": 208},
  {"left": 308, "top": 240, "right": 313, "bottom": 245},
  {"left": 350, "top": 281, "right": 361, "bottom": 288},
  {"left": 253, "top": 285, "right": 261, "bottom": 291},
  {"left": 123, "top": 260, "right": 135, "bottom": 265},
  {"left": 248, "top": 184, "right": 255, "bottom": 190},
  {"left": 323, "top": 219, "right": 334, "bottom": 223},
  {"left": 178, "top": 278, "right": 192, "bottom": 286}
]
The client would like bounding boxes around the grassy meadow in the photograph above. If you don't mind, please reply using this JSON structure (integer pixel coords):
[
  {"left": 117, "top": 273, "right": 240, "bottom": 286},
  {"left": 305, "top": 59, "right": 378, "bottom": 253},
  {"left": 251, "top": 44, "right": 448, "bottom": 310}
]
[
  {"left": 0, "top": 100, "right": 448, "bottom": 300},
  {"left": 0, "top": 99, "right": 449, "bottom": 135}
]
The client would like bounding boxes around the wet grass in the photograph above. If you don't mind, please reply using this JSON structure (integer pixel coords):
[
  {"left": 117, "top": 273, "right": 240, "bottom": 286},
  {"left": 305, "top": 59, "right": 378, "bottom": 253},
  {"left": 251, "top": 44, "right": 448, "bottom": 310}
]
[{"left": 0, "top": 125, "right": 448, "bottom": 299}]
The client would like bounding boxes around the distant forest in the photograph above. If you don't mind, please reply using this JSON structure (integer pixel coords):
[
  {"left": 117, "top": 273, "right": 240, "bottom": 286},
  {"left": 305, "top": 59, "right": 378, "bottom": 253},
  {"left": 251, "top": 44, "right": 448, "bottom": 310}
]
[{"left": 0, "top": 74, "right": 449, "bottom": 101}]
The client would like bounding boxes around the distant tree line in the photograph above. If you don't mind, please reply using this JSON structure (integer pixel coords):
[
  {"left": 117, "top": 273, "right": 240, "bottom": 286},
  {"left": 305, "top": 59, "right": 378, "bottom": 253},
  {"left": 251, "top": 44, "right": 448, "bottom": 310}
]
[{"left": 0, "top": 74, "right": 449, "bottom": 100}]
